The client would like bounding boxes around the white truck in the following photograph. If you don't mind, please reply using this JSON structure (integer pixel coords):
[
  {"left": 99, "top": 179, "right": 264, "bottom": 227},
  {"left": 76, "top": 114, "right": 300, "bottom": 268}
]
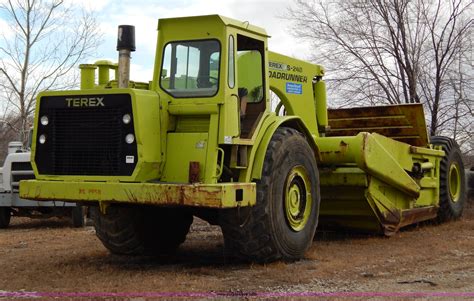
[{"left": 0, "top": 140, "right": 86, "bottom": 228}]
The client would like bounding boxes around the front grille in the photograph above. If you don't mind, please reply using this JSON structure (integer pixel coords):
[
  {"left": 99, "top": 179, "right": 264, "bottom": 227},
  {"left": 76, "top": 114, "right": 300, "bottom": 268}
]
[
  {"left": 11, "top": 161, "right": 34, "bottom": 192},
  {"left": 52, "top": 107, "right": 122, "bottom": 175},
  {"left": 35, "top": 94, "right": 137, "bottom": 176},
  {"left": 11, "top": 161, "right": 33, "bottom": 171}
]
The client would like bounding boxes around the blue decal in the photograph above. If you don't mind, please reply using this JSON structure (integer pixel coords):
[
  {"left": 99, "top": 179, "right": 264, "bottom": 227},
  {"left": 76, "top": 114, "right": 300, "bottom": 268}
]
[{"left": 286, "top": 82, "right": 302, "bottom": 95}]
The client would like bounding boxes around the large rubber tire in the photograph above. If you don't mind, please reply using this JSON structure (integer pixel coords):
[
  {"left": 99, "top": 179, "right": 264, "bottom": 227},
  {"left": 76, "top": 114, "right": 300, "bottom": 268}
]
[
  {"left": 220, "top": 127, "right": 320, "bottom": 263},
  {"left": 0, "top": 207, "right": 11, "bottom": 229},
  {"left": 431, "top": 136, "right": 467, "bottom": 221},
  {"left": 71, "top": 206, "right": 87, "bottom": 228},
  {"left": 91, "top": 205, "right": 193, "bottom": 255}
]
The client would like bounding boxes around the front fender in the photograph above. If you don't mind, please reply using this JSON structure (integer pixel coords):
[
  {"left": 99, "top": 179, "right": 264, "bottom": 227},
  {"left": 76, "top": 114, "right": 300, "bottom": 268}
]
[{"left": 241, "top": 115, "right": 319, "bottom": 182}]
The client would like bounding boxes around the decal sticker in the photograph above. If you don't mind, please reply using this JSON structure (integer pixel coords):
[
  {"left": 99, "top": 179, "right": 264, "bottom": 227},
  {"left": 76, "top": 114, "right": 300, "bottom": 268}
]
[
  {"left": 286, "top": 82, "right": 302, "bottom": 95},
  {"left": 269, "top": 61, "right": 304, "bottom": 73},
  {"left": 269, "top": 61, "right": 288, "bottom": 71},
  {"left": 126, "top": 156, "right": 135, "bottom": 164},
  {"left": 269, "top": 70, "right": 308, "bottom": 83}
]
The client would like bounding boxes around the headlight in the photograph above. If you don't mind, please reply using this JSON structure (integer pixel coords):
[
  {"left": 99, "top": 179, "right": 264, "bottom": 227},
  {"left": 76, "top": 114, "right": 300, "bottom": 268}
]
[
  {"left": 39, "top": 134, "right": 47, "bottom": 144},
  {"left": 40, "top": 116, "right": 49, "bottom": 126},
  {"left": 125, "top": 134, "right": 135, "bottom": 144},
  {"left": 122, "top": 114, "right": 131, "bottom": 124}
]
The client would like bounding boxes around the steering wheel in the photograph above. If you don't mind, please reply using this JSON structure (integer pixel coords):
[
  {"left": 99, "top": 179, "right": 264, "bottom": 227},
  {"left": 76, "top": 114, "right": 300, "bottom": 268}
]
[{"left": 196, "top": 76, "right": 218, "bottom": 88}]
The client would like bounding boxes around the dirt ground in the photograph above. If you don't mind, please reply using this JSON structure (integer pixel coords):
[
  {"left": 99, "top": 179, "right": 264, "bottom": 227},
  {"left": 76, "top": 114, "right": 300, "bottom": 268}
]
[{"left": 0, "top": 200, "right": 473, "bottom": 299}]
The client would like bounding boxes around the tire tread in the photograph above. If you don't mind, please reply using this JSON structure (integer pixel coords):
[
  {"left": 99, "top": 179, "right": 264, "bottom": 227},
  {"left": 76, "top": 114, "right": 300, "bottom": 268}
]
[
  {"left": 221, "top": 127, "right": 319, "bottom": 263},
  {"left": 431, "top": 136, "right": 466, "bottom": 221}
]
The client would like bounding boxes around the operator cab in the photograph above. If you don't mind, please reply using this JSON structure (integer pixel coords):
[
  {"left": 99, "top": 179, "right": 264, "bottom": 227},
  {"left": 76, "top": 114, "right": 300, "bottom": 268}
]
[{"left": 157, "top": 15, "right": 268, "bottom": 140}]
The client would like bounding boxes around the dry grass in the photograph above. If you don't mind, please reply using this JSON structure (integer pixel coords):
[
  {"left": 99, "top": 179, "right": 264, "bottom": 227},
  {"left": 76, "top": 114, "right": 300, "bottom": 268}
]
[{"left": 0, "top": 201, "right": 472, "bottom": 294}]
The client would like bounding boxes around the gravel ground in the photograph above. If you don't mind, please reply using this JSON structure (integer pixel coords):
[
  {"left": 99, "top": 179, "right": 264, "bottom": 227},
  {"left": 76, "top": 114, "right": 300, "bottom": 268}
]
[{"left": 0, "top": 200, "right": 473, "bottom": 299}]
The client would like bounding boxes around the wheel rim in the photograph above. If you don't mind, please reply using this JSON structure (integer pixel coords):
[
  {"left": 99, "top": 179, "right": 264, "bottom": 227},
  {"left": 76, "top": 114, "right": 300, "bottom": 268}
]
[
  {"left": 448, "top": 163, "right": 461, "bottom": 202},
  {"left": 284, "top": 165, "right": 312, "bottom": 232}
]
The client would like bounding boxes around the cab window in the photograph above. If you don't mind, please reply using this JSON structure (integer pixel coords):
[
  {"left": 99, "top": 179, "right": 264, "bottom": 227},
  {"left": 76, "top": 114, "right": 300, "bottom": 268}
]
[
  {"left": 161, "top": 40, "right": 220, "bottom": 98},
  {"left": 237, "top": 35, "right": 264, "bottom": 103},
  {"left": 236, "top": 34, "right": 266, "bottom": 139}
]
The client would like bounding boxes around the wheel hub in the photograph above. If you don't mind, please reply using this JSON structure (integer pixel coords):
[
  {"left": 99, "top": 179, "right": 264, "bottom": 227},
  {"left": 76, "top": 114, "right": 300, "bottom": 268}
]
[
  {"left": 448, "top": 163, "right": 461, "bottom": 202},
  {"left": 288, "top": 185, "right": 301, "bottom": 217},
  {"left": 284, "top": 166, "right": 312, "bottom": 232}
]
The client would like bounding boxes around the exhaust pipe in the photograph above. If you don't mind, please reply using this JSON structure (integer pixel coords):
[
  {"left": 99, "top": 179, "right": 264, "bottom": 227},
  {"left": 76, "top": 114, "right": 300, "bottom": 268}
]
[{"left": 116, "top": 25, "right": 136, "bottom": 88}]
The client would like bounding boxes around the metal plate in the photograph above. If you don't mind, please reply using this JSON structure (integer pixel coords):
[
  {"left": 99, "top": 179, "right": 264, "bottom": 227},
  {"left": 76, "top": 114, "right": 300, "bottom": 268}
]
[{"left": 328, "top": 104, "right": 429, "bottom": 147}]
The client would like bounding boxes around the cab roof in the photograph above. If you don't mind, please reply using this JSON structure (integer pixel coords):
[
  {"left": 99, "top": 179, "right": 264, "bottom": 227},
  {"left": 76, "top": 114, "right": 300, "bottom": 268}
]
[{"left": 157, "top": 14, "right": 269, "bottom": 38}]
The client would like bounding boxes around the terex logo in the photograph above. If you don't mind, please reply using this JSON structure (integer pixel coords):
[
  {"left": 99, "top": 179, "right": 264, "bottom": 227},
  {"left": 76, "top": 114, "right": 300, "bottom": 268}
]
[{"left": 66, "top": 97, "right": 105, "bottom": 107}]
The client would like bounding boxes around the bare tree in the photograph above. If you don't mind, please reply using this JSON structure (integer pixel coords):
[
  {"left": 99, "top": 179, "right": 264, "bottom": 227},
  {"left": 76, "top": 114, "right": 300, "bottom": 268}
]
[
  {"left": 288, "top": 0, "right": 472, "bottom": 148},
  {"left": 0, "top": 0, "right": 101, "bottom": 144},
  {"left": 0, "top": 113, "right": 24, "bottom": 164}
]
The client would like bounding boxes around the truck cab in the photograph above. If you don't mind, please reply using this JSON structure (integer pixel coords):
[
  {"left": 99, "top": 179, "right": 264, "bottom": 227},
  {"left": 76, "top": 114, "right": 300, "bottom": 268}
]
[{"left": 155, "top": 16, "right": 272, "bottom": 184}]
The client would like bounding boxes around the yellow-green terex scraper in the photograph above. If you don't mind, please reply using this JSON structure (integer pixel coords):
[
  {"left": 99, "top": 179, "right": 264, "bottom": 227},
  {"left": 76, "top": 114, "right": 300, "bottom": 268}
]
[{"left": 20, "top": 15, "right": 467, "bottom": 262}]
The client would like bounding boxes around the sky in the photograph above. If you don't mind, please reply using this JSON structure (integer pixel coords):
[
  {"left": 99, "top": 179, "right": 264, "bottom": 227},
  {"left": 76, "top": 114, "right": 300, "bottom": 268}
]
[
  {"left": 74, "top": 0, "right": 312, "bottom": 82},
  {"left": 0, "top": 0, "right": 312, "bottom": 114}
]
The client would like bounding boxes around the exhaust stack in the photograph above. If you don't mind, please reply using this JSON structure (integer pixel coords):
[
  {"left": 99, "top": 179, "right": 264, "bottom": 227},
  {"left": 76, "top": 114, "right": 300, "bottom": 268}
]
[{"left": 116, "top": 25, "right": 136, "bottom": 88}]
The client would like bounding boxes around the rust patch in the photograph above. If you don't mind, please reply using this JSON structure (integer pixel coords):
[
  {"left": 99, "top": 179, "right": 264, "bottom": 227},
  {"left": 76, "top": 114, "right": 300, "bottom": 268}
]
[
  {"left": 318, "top": 141, "right": 350, "bottom": 162},
  {"left": 327, "top": 104, "right": 429, "bottom": 146},
  {"left": 188, "top": 162, "right": 200, "bottom": 183},
  {"left": 400, "top": 206, "right": 438, "bottom": 228},
  {"left": 24, "top": 180, "right": 256, "bottom": 209},
  {"left": 379, "top": 208, "right": 402, "bottom": 236},
  {"left": 370, "top": 199, "right": 438, "bottom": 236},
  {"left": 368, "top": 191, "right": 402, "bottom": 236},
  {"left": 339, "top": 140, "right": 348, "bottom": 156},
  {"left": 358, "top": 133, "right": 369, "bottom": 170}
]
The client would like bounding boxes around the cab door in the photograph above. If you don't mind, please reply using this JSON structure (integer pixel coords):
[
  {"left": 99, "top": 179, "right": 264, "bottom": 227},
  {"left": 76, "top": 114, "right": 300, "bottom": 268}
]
[{"left": 235, "top": 34, "right": 266, "bottom": 139}]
